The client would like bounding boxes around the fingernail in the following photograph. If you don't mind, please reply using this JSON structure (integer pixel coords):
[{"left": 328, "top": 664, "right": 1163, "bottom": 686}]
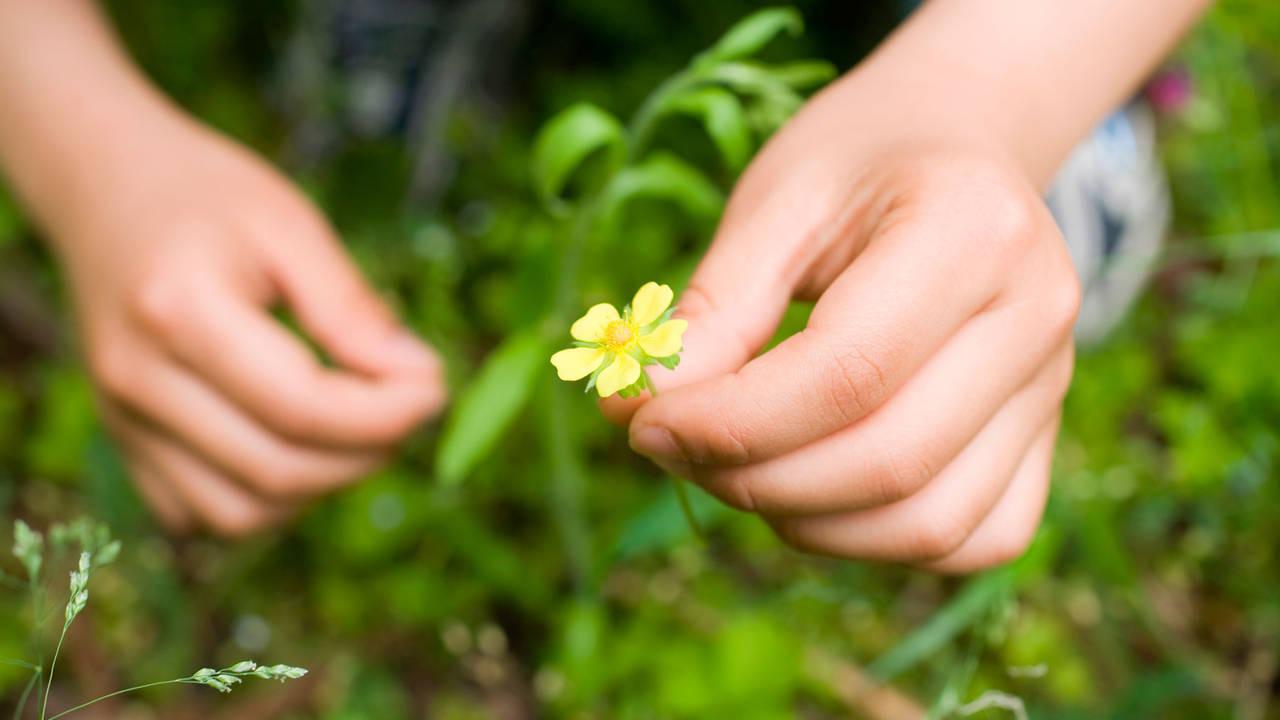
[
  {"left": 387, "top": 331, "right": 438, "bottom": 371},
  {"left": 630, "top": 424, "right": 685, "bottom": 463}
]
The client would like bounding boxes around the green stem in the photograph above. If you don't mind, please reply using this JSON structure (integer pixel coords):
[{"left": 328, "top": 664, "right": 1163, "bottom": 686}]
[
  {"left": 543, "top": 383, "right": 594, "bottom": 591},
  {"left": 13, "top": 670, "right": 39, "bottom": 720},
  {"left": 0, "top": 659, "right": 39, "bottom": 671},
  {"left": 642, "top": 372, "right": 702, "bottom": 539},
  {"left": 626, "top": 71, "right": 700, "bottom": 162},
  {"left": 39, "top": 621, "right": 69, "bottom": 720},
  {"left": 45, "top": 679, "right": 189, "bottom": 720}
]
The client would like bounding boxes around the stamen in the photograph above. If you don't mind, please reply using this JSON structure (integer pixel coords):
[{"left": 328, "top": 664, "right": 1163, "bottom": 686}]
[{"left": 603, "top": 320, "right": 634, "bottom": 349}]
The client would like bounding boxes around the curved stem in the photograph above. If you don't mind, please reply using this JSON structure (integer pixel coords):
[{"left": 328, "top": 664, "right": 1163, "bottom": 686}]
[
  {"left": 45, "top": 679, "right": 189, "bottom": 720},
  {"left": 626, "top": 71, "right": 700, "bottom": 162},
  {"left": 13, "top": 670, "right": 39, "bottom": 720},
  {"left": 39, "top": 621, "right": 69, "bottom": 720}
]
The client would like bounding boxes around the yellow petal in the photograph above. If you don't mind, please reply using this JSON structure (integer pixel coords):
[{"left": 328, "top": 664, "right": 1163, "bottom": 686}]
[
  {"left": 638, "top": 319, "right": 688, "bottom": 358},
  {"left": 596, "top": 353, "right": 641, "bottom": 398},
  {"left": 550, "top": 347, "right": 605, "bottom": 381},
  {"left": 630, "top": 282, "right": 673, "bottom": 327},
  {"left": 570, "top": 303, "right": 620, "bottom": 342}
]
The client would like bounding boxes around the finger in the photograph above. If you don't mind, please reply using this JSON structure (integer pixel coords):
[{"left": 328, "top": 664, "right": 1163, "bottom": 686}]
[
  {"left": 923, "top": 418, "right": 1058, "bottom": 574},
  {"left": 691, "top": 318, "right": 1073, "bottom": 516},
  {"left": 631, "top": 190, "right": 1074, "bottom": 468},
  {"left": 598, "top": 168, "right": 811, "bottom": 424},
  {"left": 262, "top": 223, "right": 442, "bottom": 378},
  {"left": 113, "top": 414, "right": 293, "bottom": 538},
  {"left": 101, "top": 401, "right": 193, "bottom": 531},
  {"left": 629, "top": 200, "right": 1047, "bottom": 467},
  {"left": 133, "top": 274, "right": 445, "bottom": 447},
  {"left": 105, "top": 354, "right": 388, "bottom": 499},
  {"left": 122, "top": 455, "right": 193, "bottom": 533},
  {"left": 766, "top": 362, "right": 1063, "bottom": 564}
]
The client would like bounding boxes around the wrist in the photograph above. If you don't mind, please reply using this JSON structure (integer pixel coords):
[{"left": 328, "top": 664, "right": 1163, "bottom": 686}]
[
  {"left": 0, "top": 0, "right": 196, "bottom": 247},
  {"left": 835, "top": 0, "right": 1210, "bottom": 188}
]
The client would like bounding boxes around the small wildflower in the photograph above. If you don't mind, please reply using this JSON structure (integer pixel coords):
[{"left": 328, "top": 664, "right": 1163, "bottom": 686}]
[{"left": 551, "top": 282, "right": 688, "bottom": 397}]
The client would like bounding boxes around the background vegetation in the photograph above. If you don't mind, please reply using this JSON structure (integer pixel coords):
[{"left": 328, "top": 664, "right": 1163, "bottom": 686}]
[{"left": 2, "top": 0, "right": 1279, "bottom": 717}]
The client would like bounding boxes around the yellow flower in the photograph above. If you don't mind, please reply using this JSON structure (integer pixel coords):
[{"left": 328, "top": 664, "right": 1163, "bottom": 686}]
[{"left": 550, "top": 282, "right": 689, "bottom": 397}]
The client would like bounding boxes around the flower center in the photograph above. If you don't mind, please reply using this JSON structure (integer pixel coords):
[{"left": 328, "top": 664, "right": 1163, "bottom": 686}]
[{"left": 602, "top": 319, "right": 635, "bottom": 349}]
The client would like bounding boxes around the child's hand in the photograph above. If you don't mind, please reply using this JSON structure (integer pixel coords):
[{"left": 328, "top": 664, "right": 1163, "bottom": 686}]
[
  {"left": 58, "top": 125, "right": 445, "bottom": 536},
  {"left": 605, "top": 72, "right": 1080, "bottom": 573}
]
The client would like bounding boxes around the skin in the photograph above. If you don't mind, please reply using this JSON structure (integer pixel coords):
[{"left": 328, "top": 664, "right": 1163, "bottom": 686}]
[
  {"left": 0, "top": 0, "right": 1209, "bottom": 563},
  {"left": 605, "top": 0, "right": 1212, "bottom": 572},
  {"left": 0, "top": 0, "right": 446, "bottom": 536}
]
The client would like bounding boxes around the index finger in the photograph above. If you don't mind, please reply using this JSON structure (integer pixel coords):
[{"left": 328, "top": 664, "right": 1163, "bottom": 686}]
[
  {"left": 629, "top": 216, "right": 1008, "bottom": 467},
  {"left": 135, "top": 276, "right": 444, "bottom": 448}
]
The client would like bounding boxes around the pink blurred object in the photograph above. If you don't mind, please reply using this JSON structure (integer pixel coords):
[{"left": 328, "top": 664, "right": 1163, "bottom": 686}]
[{"left": 1145, "top": 67, "right": 1192, "bottom": 113}]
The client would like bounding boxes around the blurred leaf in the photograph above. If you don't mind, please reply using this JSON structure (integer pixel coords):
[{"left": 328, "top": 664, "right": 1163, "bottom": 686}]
[
  {"left": 611, "top": 482, "right": 728, "bottom": 560},
  {"left": 532, "top": 103, "right": 625, "bottom": 213},
  {"left": 664, "top": 87, "right": 753, "bottom": 170},
  {"left": 870, "top": 568, "right": 1016, "bottom": 681},
  {"left": 599, "top": 152, "right": 724, "bottom": 238},
  {"left": 436, "top": 330, "right": 547, "bottom": 484},
  {"left": 767, "top": 60, "right": 838, "bottom": 89},
  {"left": 697, "top": 7, "right": 803, "bottom": 66}
]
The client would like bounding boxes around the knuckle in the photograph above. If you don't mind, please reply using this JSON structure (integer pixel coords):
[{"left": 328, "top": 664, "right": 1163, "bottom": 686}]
[
  {"left": 129, "top": 274, "right": 187, "bottom": 337},
  {"left": 1045, "top": 270, "right": 1083, "bottom": 339},
  {"left": 716, "top": 474, "right": 759, "bottom": 513},
  {"left": 206, "top": 506, "right": 274, "bottom": 538},
  {"left": 983, "top": 527, "right": 1036, "bottom": 568},
  {"left": 315, "top": 289, "right": 393, "bottom": 348},
  {"left": 771, "top": 520, "right": 822, "bottom": 556},
  {"left": 1048, "top": 350, "right": 1077, "bottom": 399},
  {"left": 702, "top": 419, "right": 752, "bottom": 465},
  {"left": 266, "top": 379, "right": 328, "bottom": 440},
  {"left": 908, "top": 514, "right": 971, "bottom": 562},
  {"left": 922, "top": 158, "right": 1039, "bottom": 257},
  {"left": 875, "top": 450, "right": 935, "bottom": 504},
  {"left": 88, "top": 344, "right": 139, "bottom": 400},
  {"left": 823, "top": 340, "right": 888, "bottom": 425},
  {"left": 683, "top": 390, "right": 752, "bottom": 465},
  {"left": 675, "top": 282, "right": 718, "bottom": 322},
  {"left": 245, "top": 456, "right": 313, "bottom": 500}
]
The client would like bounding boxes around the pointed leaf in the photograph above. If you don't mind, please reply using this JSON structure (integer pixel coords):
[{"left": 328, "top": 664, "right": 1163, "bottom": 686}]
[
  {"left": 665, "top": 87, "right": 753, "bottom": 170},
  {"left": 768, "top": 60, "right": 838, "bottom": 89},
  {"left": 436, "top": 330, "right": 547, "bottom": 484},
  {"left": 698, "top": 7, "right": 803, "bottom": 66},
  {"left": 532, "top": 103, "right": 625, "bottom": 213},
  {"left": 598, "top": 153, "right": 724, "bottom": 238}
]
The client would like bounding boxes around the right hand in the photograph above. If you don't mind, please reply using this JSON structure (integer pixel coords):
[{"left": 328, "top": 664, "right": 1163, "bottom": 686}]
[{"left": 57, "top": 122, "right": 446, "bottom": 536}]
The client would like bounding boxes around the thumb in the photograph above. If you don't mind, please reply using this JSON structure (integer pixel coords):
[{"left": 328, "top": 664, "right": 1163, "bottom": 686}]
[
  {"left": 600, "top": 209, "right": 793, "bottom": 423},
  {"left": 269, "top": 232, "right": 441, "bottom": 380}
]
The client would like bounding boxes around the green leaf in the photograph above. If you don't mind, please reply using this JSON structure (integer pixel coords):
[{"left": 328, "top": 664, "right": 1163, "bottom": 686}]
[
  {"left": 698, "top": 7, "right": 803, "bottom": 66},
  {"left": 664, "top": 87, "right": 753, "bottom": 170},
  {"left": 867, "top": 567, "right": 1015, "bottom": 682},
  {"left": 767, "top": 60, "right": 838, "bottom": 89},
  {"left": 436, "top": 330, "right": 547, "bottom": 485},
  {"left": 531, "top": 103, "right": 625, "bottom": 213},
  {"left": 610, "top": 482, "right": 727, "bottom": 560},
  {"left": 598, "top": 153, "right": 724, "bottom": 238},
  {"left": 707, "top": 62, "right": 806, "bottom": 135}
]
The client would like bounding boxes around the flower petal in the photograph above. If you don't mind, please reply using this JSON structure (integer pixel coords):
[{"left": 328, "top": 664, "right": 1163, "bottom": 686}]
[
  {"left": 550, "top": 347, "right": 606, "bottom": 381},
  {"left": 570, "top": 303, "right": 620, "bottom": 342},
  {"left": 638, "top": 319, "right": 688, "bottom": 358},
  {"left": 596, "top": 353, "right": 641, "bottom": 397},
  {"left": 630, "top": 282, "right": 673, "bottom": 327}
]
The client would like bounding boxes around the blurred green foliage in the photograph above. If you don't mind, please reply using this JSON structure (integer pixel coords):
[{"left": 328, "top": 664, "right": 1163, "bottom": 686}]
[{"left": 2, "top": 0, "right": 1280, "bottom": 717}]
